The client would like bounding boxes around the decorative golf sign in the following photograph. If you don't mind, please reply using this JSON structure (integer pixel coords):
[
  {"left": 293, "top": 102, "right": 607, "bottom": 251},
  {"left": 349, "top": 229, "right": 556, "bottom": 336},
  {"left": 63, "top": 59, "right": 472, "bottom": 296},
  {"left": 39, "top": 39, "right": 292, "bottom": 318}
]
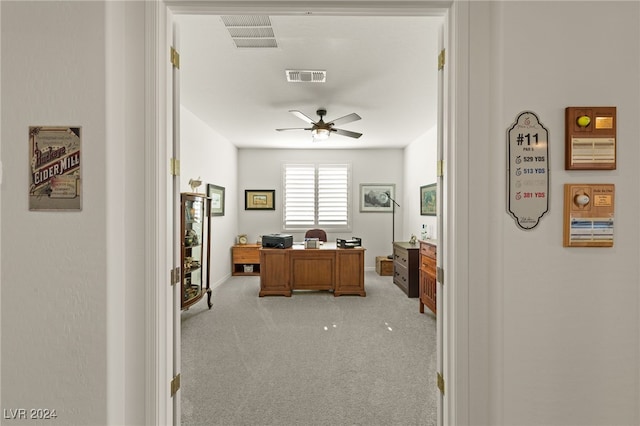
[{"left": 507, "top": 111, "right": 549, "bottom": 230}]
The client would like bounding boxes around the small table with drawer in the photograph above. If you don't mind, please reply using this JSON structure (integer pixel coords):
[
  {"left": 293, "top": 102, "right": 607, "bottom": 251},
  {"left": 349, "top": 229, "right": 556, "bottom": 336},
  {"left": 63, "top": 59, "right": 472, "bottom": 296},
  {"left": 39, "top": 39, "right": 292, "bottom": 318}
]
[{"left": 231, "top": 244, "right": 261, "bottom": 276}]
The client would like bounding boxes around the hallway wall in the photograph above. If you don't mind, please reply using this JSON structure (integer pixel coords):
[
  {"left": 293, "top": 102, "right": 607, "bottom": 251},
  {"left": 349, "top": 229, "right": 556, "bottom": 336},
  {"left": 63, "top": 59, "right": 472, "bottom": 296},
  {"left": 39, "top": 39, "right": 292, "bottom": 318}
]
[
  {"left": 2, "top": 2, "right": 108, "bottom": 424},
  {"left": 465, "top": 1, "right": 640, "bottom": 424}
]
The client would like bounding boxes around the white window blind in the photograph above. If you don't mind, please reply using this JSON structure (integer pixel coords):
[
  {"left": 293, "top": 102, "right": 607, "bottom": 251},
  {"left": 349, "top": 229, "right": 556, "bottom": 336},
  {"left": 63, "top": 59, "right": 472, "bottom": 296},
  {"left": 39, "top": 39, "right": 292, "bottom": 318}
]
[{"left": 283, "top": 163, "right": 351, "bottom": 230}]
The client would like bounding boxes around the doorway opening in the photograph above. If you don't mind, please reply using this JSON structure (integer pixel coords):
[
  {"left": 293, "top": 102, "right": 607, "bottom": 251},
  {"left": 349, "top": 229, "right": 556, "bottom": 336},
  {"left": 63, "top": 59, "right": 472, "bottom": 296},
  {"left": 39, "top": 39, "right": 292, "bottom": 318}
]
[{"left": 146, "top": 2, "right": 464, "bottom": 424}]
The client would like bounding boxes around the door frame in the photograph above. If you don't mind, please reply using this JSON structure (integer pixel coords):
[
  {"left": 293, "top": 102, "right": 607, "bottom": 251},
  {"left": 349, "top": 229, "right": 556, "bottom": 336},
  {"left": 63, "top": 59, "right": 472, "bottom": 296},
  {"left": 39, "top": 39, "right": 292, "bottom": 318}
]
[{"left": 144, "top": 1, "right": 472, "bottom": 424}]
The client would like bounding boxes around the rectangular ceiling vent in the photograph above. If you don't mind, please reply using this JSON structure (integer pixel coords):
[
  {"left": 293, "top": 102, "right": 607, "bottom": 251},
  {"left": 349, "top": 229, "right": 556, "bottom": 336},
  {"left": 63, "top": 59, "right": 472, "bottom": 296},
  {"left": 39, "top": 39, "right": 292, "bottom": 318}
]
[
  {"left": 221, "top": 15, "right": 278, "bottom": 49},
  {"left": 286, "top": 70, "right": 327, "bottom": 83}
]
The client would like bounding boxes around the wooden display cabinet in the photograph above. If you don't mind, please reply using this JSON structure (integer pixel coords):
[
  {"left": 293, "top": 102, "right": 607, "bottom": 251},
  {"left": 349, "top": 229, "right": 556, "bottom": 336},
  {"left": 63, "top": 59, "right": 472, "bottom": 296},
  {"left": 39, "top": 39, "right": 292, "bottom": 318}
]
[
  {"left": 181, "top": 193, "right": 212, "bottom": 310},
  {"left": 419, "top": 240, "right": 437, "bottom": 314}
]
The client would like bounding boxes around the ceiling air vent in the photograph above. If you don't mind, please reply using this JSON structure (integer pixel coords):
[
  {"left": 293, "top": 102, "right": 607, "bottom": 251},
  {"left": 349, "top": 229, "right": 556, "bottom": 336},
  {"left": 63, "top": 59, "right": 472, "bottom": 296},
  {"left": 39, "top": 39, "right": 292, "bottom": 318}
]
[
  {"left": 286, "top": 70, "right": 327, "bottom": 83},
  {"left": 221, "top": 15, "right": 278, "bottom": 49}
]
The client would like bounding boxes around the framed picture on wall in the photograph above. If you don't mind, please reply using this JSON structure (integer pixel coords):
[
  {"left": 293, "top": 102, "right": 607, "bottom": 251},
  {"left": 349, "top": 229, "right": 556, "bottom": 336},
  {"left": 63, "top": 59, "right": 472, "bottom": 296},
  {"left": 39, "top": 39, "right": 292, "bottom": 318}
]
[
  {"left": 245, "top": 189, "right": 275, "bottom": 210},
  {"left": 421, "top": 183, "right": 436, "bottom": 216},
  {"left": 360, "top": 183, "right": 395, "bottom": 212},
  {"left": 207, "top": 184, "right": 225, "bottom": 216}
]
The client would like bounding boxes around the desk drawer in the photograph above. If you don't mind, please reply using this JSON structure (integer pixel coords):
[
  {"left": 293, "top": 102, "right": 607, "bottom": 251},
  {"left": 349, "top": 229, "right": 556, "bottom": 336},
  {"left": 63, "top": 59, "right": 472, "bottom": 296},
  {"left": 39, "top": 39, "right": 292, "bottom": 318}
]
[{"left": 233, "top": 247, "right": 260, "bottom": 263}]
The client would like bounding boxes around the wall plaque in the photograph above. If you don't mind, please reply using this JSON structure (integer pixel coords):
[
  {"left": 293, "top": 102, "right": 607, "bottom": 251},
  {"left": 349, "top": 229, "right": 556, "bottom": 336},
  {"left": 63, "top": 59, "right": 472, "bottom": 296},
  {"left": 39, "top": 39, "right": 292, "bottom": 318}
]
[
  {"left": 565, "top": 106, "right": 616, "bottom": 170},
  {"left": 507, "top": 111, "right": 549, "bottom": 230}
]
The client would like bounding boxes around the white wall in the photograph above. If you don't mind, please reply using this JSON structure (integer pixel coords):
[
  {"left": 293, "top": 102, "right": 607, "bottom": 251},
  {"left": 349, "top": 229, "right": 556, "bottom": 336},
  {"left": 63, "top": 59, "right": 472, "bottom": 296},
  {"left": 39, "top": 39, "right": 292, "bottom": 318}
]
[
  {"left": 404, "top": 127, "right": 438, "bottom": 241},
  {"left": 2, "top": 2, "right": 105, "bottom": 424},
  {"left": 238, "top": 148, "right": 404, "bottom": 267},
  {"left": 466, "top": 1, "right": 640, "bottom": 424},
  {"left": 180, "top": 106, "right": 238, "bottom": 288},
  {"left": 1, "top": 2, "right": 147, "bottom": 425}
]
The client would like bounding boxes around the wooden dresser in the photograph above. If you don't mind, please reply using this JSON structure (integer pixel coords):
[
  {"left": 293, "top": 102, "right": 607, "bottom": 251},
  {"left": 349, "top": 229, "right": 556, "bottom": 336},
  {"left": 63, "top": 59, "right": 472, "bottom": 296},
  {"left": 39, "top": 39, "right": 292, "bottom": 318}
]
[
  {"left": 392, "top": 242, "right": 420, "bottom": 297},
  {"left": 419, "top": 240, "right": 437, "bottom": 314},
  {"left": 231, "top": 244, "right": 261, "bottom": 276}
]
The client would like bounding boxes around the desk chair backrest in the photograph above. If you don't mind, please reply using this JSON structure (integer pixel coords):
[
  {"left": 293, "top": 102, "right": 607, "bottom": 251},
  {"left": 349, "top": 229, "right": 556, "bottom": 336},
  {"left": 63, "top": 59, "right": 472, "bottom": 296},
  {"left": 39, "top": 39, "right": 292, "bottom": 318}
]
[{"left": 305, "top": 229, "right": 327, "bottom": 242}]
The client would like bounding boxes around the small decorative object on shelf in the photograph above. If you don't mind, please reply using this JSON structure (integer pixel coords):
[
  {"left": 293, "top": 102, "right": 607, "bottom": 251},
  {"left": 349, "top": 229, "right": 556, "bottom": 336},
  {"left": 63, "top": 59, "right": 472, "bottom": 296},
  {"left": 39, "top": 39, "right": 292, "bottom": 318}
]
[
  {"left": 188, "top": 177, "right": 202, "bottom": 193},
  {"left": 181, "top": 193, "right": 212, "bottom": 310},
  {"left": 409, "top": 234, "right": 417, "bottom": 245}
]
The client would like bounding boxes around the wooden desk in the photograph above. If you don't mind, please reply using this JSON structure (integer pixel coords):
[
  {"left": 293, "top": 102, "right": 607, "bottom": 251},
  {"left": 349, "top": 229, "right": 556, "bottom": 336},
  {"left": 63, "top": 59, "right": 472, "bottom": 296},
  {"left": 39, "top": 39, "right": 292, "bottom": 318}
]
[{"left": 259, "top": 243, "right": 366, "bottom": 297}]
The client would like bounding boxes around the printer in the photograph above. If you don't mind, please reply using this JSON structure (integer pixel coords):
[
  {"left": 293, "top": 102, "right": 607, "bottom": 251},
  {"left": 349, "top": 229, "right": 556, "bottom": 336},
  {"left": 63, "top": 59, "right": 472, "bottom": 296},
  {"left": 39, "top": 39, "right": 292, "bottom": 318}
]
[{"left": 261, "top": 233, "right": 293, "bottom": 249}]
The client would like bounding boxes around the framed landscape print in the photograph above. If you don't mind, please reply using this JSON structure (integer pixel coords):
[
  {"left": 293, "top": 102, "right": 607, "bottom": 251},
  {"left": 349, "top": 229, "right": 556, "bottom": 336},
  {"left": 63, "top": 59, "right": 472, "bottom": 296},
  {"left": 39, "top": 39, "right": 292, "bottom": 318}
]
[
  {"left": 421, "top": 183, "right": 436, "bottom": 216},
  {"left": 245, "top": 189, "right": 275, "bottom": 210},
  {"left": 207, "top": 184, "right": 225, "bottom": 216},
  {"left": 360, "top": 183, "right": 395, "bottom": 212}
]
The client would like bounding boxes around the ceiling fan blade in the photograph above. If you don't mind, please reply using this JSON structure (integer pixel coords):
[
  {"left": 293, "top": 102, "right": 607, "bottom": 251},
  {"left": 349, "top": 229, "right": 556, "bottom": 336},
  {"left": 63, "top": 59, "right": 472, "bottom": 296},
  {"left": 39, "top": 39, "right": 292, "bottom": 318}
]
[
  {"left": 289, "top": 110, "right": 316, "bottom": 124},
  {"left": 332, "top": 128, "right": 363, "bottom": 139},
  {"left": 276, "top": 127, "right": 312, "bottom": 132},
  {"left": 328, "top": 112, "right": 361, "bottom": 126}
]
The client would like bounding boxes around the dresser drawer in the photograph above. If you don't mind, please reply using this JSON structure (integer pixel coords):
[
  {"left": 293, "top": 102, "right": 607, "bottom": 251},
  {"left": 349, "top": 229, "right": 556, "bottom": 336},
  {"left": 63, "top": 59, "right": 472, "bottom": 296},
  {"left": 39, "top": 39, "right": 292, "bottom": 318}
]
[
  {"left": 420, "top": 241, "right": 437, "bottom": 259},
  {"left": 421, "top": 256, "right": 436, "bottom": 275},
  {"left": 393, "top": 247, "right": 410, "bottom": 268},
  {"left": 393, "top": 261, "right": 409, "bottom": 289}
]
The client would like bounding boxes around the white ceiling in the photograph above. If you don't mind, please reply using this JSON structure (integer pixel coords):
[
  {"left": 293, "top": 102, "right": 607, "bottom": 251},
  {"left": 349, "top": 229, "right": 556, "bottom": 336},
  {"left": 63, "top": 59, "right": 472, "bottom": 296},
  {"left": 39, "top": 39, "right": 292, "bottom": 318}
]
[{"left": 175, "top": 14, "right": 441, "bottom": 149}]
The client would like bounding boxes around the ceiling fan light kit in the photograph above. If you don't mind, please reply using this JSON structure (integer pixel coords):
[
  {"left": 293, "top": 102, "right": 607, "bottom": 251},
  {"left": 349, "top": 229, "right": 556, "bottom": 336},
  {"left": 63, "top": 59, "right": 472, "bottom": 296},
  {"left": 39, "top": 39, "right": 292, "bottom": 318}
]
[
  {"left": 276, "top": 108, "right": 363, "bottom": 142},
  {"left": 312, "top": 128, "right": 330, "bottom": 141}
]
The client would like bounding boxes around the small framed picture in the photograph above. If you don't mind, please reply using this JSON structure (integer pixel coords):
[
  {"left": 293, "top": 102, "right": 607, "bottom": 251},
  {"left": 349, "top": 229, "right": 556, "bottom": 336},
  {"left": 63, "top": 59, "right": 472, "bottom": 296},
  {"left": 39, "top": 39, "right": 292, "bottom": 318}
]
[
  {"left": 360, "top": 183, "right": 395, "bottom": 212},
  {"left": 421, "top": 183, "right": 437, "bottom": 216},
  {"left": 245, "top": 189, "right": 275, "bottom": 210},
  {"left": 207, "top": 184, "right": 225, "bottom": 216}
]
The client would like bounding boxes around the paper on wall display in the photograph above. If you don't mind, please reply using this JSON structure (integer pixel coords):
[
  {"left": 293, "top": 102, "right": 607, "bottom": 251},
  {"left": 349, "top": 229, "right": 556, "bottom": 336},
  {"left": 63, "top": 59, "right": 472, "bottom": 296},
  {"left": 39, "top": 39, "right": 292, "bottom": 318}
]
[
  {"left": 507, "top": 111, "right": 550, "bottom": 230},
  {"left": 29, "top": 126, "right": 82, "bottom": 211}
]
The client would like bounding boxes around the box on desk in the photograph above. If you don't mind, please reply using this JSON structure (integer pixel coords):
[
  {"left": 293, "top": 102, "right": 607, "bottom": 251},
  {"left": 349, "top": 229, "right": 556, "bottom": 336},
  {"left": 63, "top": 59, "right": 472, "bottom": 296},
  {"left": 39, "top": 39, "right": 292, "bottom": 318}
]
[{"left": 376, "top": 256, "right": 394, "bottom": 276}]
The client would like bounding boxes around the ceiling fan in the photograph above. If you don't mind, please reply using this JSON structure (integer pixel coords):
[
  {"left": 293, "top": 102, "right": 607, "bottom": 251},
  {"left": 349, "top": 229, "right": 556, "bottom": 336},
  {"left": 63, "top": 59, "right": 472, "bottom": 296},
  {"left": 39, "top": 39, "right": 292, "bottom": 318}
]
[{"left": 276, "top": 109, "right": 362, "bottom": 140}]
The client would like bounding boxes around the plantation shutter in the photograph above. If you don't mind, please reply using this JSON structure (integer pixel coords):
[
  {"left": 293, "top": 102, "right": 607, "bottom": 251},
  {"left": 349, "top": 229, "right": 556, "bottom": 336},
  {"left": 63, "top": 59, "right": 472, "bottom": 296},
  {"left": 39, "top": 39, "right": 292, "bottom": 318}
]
[
  {"left": 283, "top": 163, "right": 350, "bottom": 230},
  {"left": 284, "top": 164, "right": 315, "bottom": 227},
  {"left": 317, "top": 165, "right": 349, "bottom": 226}
]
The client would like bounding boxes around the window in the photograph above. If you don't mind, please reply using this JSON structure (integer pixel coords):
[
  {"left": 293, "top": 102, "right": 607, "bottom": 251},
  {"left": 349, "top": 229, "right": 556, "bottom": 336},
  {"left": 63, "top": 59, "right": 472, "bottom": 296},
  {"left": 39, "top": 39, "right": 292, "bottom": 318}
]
[{"left": 283, "top": 163, "right": 351, "bottom": 231}]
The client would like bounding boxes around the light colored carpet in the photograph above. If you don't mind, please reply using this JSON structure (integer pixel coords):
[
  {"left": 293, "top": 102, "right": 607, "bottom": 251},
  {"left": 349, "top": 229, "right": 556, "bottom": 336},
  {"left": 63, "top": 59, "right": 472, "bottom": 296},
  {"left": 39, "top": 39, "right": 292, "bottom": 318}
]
[{"left": 181, "top": 270, "right": 437, "bottom": 426}]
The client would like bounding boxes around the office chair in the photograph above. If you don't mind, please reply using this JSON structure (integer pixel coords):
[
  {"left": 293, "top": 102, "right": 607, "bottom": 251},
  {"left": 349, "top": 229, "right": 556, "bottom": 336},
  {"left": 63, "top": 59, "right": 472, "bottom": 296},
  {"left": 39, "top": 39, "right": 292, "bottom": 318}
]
[{"left": 304, "top": 229, "right": 327, "bottom": 242}]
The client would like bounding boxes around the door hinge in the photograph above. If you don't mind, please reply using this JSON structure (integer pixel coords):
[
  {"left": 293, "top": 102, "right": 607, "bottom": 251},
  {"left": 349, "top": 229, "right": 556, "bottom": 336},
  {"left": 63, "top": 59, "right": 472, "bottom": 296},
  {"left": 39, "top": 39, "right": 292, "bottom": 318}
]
[
  {"left": 171, "top": 267, "right": 180, "bottom": 286},
  {"left": 170, "top": 158, "right": 180, "bottom": 176},
  {"left": 170, "top": 373, "right": 181, "bottom": 397},
  {"left": 437, "top": 160, "right": 445, "bottom": 178},
  {"left": 438, "top": 49, "right": 445, "bottom": 71},
  {"left": 437, "top": 372, "right": 445, "bottom": 395},
  {"left": 170, "top": 46, "right": 180, "bottom": 69},
  {"left": 437, "top": 266, "right": 444, "bottom": 285}
]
